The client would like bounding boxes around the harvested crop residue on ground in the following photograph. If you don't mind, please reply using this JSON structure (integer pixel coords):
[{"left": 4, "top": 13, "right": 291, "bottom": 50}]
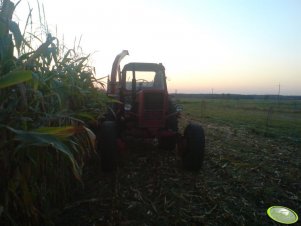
[{"left": 56, "top": 119, "right": 300, "bottom": 226}]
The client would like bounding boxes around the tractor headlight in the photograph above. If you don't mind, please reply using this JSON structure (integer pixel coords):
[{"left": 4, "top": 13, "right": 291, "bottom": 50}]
[
  {"left": 176, "top": 104, "right": 183, "bottom": 112},
  {"left": 124, "top": 104, "right": 132, "bottom": 111}
]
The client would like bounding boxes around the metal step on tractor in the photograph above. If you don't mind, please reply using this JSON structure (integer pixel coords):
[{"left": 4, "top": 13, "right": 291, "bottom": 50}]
[{"left": 98, "top": 50, "right": 205, "bottom": 171}]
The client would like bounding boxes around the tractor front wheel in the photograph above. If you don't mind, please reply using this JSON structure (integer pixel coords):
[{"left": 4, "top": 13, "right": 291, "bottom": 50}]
[
  {"left": 99, "top": 121, "right": 118, "bottom": 172},
  {"left": 182, "top": 123, "right": 205, "bottom": 170}
]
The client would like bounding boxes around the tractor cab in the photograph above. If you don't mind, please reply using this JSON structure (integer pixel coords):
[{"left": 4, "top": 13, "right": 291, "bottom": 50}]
[
  {"left": 121, "top": 63, "right": 166, "bottom": 91},
  {"left": 120, "top": 63, "right": 168, "bottom": 130}
]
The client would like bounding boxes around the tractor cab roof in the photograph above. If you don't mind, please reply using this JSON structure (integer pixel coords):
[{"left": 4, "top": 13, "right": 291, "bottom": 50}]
[{"left": 122, "top": 62, "right": 165, "bottom": 72}]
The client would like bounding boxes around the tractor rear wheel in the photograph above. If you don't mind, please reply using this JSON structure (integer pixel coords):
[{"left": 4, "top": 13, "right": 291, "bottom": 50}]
[
  {"left": 182, "top": 123, "right": 205, "bottom": 170},
  {"left": 99, "top": 121, "right": 118, "bottom": 172}
]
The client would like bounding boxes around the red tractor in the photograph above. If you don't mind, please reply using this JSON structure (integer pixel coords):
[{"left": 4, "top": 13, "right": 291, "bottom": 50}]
[{"left": 98, "top": 50, "right": 205, "bottom": 171}]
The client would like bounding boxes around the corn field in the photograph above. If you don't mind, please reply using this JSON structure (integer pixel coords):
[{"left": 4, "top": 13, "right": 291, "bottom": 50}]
[{"left": 0, "top": 0, "right": 108, "bottom": 225}]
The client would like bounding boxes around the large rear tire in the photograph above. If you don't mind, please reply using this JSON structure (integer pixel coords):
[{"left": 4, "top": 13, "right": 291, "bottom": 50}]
[
  {"left": 182, "top": 123, "right": 205, "bottom": 170},
  {"left": 99, "top": 121, "right": 118, "bottom": 172}
]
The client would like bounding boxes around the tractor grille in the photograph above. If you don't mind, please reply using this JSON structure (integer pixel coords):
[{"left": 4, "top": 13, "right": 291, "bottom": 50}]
[
  {"left": 143, "top": 92, "right": 164, "bottom": 120},
  {"left": 144, "top": 92, "right": 164, "bottom": 110},
  {"left": 144, "top": 111, "right": 163, "bottom": 120}
]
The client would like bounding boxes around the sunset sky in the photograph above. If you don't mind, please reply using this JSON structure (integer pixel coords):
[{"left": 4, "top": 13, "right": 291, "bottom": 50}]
[{"left": 15, "top": 0, "right": 301, "bottom": 95}]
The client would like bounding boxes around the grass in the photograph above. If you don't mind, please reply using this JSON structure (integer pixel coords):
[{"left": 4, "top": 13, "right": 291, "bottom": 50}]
[{"left": 178, "top": 97, "right": 301, "bottom": 142}]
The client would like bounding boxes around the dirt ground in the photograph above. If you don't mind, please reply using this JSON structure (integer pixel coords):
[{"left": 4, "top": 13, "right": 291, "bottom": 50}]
[{"left": 55, "top": 120, "right": 301, "bottom": 226}]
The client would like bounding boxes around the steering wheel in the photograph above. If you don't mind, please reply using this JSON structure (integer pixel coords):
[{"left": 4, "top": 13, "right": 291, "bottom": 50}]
[{"left": 136, "top": 79, "right": 148, "bottom": 87}]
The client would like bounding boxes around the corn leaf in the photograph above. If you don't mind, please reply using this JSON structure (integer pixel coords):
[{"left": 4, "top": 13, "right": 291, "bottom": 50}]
[
  {"left": 84, "top": 126, "right": 96, "bottom": 150},
  {"left": 7, "top": 126, "right": 81, "bottom": 180},
  {"left": 9, "top": 20, "right": 23, "bottom": 53},
  {"left": 0, "top": 1, "right": 15, "bottom": 36},
  {"left": 73, "top": 112, "right": 96, "bottom": 121},
  {"left": 0, "top": 70, "right": 32, "bottom": 89},
  {"left": 61, "top": 49, "right": 74, "bottom": 65},
  {"left": 34, "top": 126, "right": 84, "bottom": 139}
]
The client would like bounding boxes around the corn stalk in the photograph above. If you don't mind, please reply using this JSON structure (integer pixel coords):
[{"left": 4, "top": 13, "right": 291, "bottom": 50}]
[{"left": 0, "top": 0, "right": 108, "bottom": 225}]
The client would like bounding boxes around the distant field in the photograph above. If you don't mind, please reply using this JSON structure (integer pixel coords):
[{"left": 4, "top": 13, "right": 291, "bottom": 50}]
[{"left": 177, "top": 97, "right": 301, "bottom": 143}]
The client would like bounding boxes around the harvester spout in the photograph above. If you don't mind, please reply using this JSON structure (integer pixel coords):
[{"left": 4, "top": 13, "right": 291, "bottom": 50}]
[{"left": 109, "top": 50, "right": 129, "bottom": 94}]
